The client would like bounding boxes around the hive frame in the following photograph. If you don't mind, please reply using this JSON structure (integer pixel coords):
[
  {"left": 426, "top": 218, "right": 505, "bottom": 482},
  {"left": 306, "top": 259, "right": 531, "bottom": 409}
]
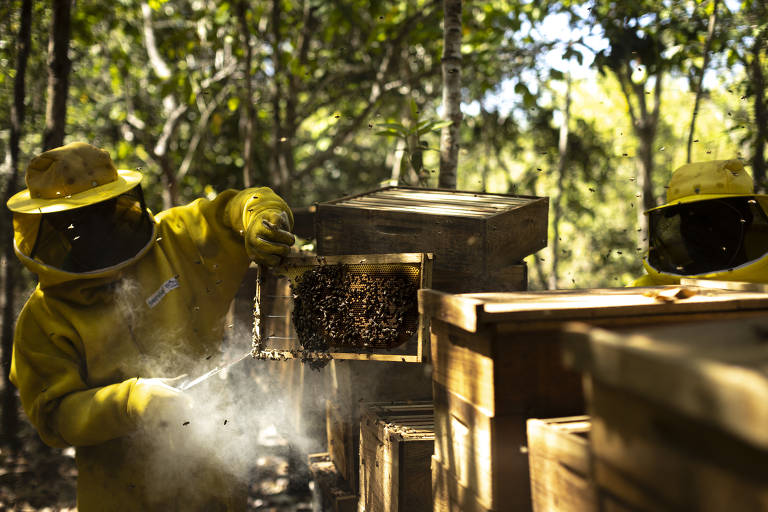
[{"left": 252, "top": 252, "right": 433, "bottom": 363}]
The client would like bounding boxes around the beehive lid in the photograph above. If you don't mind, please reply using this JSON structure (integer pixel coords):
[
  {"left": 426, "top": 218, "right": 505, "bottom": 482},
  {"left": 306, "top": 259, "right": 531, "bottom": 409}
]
[
  {"left": 321, "top": 186, "right": 542, "bottom": 218},
  {"left": 562, "top": 318, "right": 768, "bottom": 451},
  {"left": 364, "top": 402, "right": 435, "bottom": 441},
  {"left": 419, "top": 286, "right": 768, "bottom": 333}
]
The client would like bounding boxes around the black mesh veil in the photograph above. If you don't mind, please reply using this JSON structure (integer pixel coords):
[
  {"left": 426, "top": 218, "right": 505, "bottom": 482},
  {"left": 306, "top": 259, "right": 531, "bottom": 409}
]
[
  {"left": 648, "top": 197, "right": 768, "bottom": 275},
  {"left": 30, "top": 185, "right": 153, "bottom": 272}
]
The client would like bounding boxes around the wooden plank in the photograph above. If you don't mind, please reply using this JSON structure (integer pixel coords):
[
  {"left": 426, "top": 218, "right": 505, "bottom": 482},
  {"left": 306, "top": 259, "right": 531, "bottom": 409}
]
[
  {"left": 432, "top": 456, "right": 494, "bottom": 512},
  {"left": 358, "top": 402, "right": 435, "bottom": 512},
  {"left": 527, "top": 416, "right": 597, "bottom": 512},
  {"left": 327, "top": 400, "right": 356, "bottom": 492},
  {"left": 562, "top": 317, "right": 768, "bottom": 450},
  {"left": 308, "top": 452, "right": 358, "bottom": 512},
  {"left": 430, "top": 319, "right": 583, "bottom": 418},
  {"left": 420, "top": 287, "right": 768, "bottom": 333},
  {"left": 586, "top": 379, "right": 768, "bottom": 511},
  {"left": 433, "top": 382, "right": 530, "bottom": 511}
]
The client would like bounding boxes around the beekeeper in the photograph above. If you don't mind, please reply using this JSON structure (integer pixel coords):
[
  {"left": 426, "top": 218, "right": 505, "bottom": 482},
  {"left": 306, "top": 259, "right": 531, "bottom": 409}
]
[
  {"left": 7, "top": 142, "right": 295, "bottom": 511},
  {"left": 633, "top": 159, "right": 768, "bottom": 286}
]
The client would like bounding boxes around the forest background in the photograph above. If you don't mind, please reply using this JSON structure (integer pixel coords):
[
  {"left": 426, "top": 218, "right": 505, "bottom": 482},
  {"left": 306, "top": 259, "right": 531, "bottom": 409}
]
[{"left": 0, "top": 0, "right": 766, "bottom": 495}]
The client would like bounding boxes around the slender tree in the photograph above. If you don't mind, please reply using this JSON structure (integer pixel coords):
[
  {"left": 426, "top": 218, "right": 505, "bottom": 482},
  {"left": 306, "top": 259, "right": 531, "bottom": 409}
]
[
  {"left": 748, "top": 31, "right": 766, "bottom": 190},
  {"left": 2, "top": 0, "right": 33, "bottom": 453},
  {"left": 549, "top": 74, "right": 571, "bottom": 290},
  {"left": 237, "top": 0, "right": 256, "bottom": 188},
  {"left": 42, "top": 0, "right": 73, "bottom": 150},
  {"left": 687, "top": 0, "right": 720, "bottom": 163},
  {"left": 439, "top": 0, "right": 462, "bottom": 189}
]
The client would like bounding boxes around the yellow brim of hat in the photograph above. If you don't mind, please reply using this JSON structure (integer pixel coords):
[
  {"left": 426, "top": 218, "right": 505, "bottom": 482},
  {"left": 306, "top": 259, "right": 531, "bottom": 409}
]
[
  {"left": 644, "top": 192, "right": 768, "bottom": 214},
  {"left": 6, "top": 169, "right": 143, "bottom": 214}
]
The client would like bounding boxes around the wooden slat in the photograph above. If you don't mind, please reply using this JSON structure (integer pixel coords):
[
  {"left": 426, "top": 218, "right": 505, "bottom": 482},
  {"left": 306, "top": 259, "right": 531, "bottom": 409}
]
[
  {"left": 349, "top": 194, "right": 526, "bottom": 212},
  {"left": 420, "top": 287, "right": 768, "bottom": 333},
  {"left": 308, "top": 452, "right": 358, "bottom": 512},
  {"left": 563, "top": 317, "right": 768, "bottom": 451},
  {"left": 587, "top": 379, "right": 768, "bottom": 511},
  {"left": 527, "top": 416, "right": 596, "bottom": 512},
  {"left": 333, "top": 199, "right": 495, "bottom": 217},
  {"left": 359, "top": 403, "right": 435, "bottom": 512},
  {"left": 371, "top": 187, "right": 536, "bottom": 205}
]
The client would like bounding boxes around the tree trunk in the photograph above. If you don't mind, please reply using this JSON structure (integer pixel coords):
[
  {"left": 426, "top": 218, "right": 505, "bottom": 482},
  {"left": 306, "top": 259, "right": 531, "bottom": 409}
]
[
  {"left": 549, "top": 74, "right": 571, "bottom": 290},
  {"left": 686, "top": 0, "right": 719, "bottom": 163},
  {"left": 751, "top": 34, "right": 767, "bottom": 191},
  {"left": 438, "top": 0, "right": 462, "bottom": 189},
  {"left": 2, "top": 0, "right": 33, "bottom": 454},
  {"left": 42, "top": 0, "right": 73, "bottom": 150},
  {"left": 237, "top": 0, "right": 255, "bottom": 188}
]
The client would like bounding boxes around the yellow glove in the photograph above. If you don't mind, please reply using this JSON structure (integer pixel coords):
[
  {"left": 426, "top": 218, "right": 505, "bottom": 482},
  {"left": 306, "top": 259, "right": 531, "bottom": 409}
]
[
  {"left": 243, "top": 188, "right": 295, "bottom": 266},
  {"left": 128, "top": 377, "right": 192, "bottom": 430}
]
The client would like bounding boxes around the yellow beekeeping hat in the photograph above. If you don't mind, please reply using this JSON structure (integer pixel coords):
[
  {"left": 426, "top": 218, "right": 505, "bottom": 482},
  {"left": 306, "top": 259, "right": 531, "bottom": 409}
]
[
  {"left": 7, "top": 142, "right": 142, "bottom": 214},
  {"left": 646, "top": 159, "right": 765, "bottom": 213}
]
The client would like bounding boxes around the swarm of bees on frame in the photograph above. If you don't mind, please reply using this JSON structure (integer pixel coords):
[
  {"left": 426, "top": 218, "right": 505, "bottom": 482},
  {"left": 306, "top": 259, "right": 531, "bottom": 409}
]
[{"left": 290, "top": 263, "right": 418, "bottom": 368}]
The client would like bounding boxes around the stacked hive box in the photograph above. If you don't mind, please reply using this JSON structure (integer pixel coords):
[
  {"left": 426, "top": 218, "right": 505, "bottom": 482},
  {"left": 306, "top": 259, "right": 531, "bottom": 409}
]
[
  {"left": 562, "top": 317, "right": 768, "bottom": 511},
  {"left": 526, "top": 416, "right": 595, "bottom": 512},
  {"left": 315, "top": 186, "right": 548, "bottom": 293},
  {"left": 313, "top": 187, "right": 548, "bottom": 501},
  {"left": 419, "top": 286, "right": 768, "bottom": 511},
  {"left": 358, "top": 402, "right": 435, "bottom": 512}
]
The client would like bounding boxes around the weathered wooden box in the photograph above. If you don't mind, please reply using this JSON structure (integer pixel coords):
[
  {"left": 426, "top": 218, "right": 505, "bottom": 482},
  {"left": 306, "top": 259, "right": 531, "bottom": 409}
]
[
  {"left": 432, "top": 455, "right": 492, "bottom": 512},
  {"left": 325, "top": 360, "right": 433, "bottom": 495},
  {"left": 420, "top": 286, "right": 768, "bottom": 511},
  {"left": 358, "top": 402, "right": 434, "bottom": 512},
  {"left": 308, "top": 452, "right": 358, "bottom": 512},
  {"left": 527, "top": 416, "right": 595, "bottom": 512},
  {"left": 563, "top": 317, "right": 768, "bottom": 512},
  {"left": 315, "top": 187, "right": 546, "bottom": 293}
]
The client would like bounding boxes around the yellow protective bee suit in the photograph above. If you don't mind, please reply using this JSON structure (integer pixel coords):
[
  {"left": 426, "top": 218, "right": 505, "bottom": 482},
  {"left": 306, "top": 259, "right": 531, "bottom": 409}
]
[
  {"left": 8, "top": 143, "right": 294, "bottom": 511},
  {"left": 633, "top": 159, "right": 768, "bottom": 286}
]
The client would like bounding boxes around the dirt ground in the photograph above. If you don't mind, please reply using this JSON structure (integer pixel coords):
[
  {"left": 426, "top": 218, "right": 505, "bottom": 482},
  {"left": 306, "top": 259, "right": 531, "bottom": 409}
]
[{"left": 0, "top": 412, "right": 315, "bottom": 512}]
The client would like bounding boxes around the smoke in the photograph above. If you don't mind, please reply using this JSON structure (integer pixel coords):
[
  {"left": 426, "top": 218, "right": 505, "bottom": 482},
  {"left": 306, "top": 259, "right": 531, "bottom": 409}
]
[{"left": 126, "top": 317, "right": 329, "bottom": 508}]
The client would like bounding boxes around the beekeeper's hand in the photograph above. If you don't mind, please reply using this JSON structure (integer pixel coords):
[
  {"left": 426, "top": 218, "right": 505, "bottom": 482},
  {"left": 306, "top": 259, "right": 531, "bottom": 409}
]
[
  {"left": 245, "top": 208, "right": 295, "bottom": 266},
  {"left": 128, "top": 377, "right": 193, "bottom": 430}
]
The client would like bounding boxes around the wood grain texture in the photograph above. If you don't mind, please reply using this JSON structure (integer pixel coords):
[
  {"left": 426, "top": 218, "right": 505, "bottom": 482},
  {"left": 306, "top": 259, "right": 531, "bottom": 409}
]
[
  {"left": 432, "top": 455, "right": 494, "bottom": 512},
  {"left": 315, "top": 187, "right": 546, "bottom": 293},
  {"left": 563, "top": 317, "right": 768, "bottom": 451},
  {"left": 433, "top": 382, "right": 531, "bottom": 511},
  {"left": 358, "top": 402, "right": 435, "bottom": 512},
  {"left": 586, "top": 379, "right": 768, "bottom": 512},
  {"left": 429, "top": 320, "right": 584, "bottom": 418},
  {"left": 420, "top": 287, "right": 768, "bottom": 334},
  {"left": 527, "top": 416, "right": 596, "bottom": 512},
  {"left": 308, "top": 452, "right": 358, "bottom": 512}
]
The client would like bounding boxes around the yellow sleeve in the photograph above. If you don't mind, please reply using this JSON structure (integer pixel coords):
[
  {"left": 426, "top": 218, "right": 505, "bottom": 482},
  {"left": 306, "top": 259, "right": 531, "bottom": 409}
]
[{"left": 10, "top": 300, "right": 139, "bottom": 447}]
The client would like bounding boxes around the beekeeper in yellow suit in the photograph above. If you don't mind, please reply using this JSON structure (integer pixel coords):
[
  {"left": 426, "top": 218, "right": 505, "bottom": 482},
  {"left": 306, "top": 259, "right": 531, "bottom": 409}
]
[
  {"left": 633, "top": 159, "right": 768, "bottom": 286},
  {"left": 7, "top": 142, "right": 295, "bottom": 511}
]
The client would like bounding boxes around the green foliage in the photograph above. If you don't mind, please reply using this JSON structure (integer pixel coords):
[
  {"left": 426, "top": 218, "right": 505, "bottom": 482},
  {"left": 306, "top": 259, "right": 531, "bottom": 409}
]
[{"left": 1, "top": 0, "right": 765, "bottom": 290}]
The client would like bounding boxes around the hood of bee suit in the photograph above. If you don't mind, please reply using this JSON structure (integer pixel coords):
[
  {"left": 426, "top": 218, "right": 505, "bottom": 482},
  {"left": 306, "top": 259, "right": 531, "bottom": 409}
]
[
  {"left": 12, "top": 210, "right": 157, "bottom": 299},
  {"left": 9, "top": 143, "right": 156, "bottom": 299}
]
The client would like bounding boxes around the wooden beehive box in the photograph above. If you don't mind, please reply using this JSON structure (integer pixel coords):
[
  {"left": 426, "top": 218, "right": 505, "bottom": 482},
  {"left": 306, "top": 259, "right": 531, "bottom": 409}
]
[
  {"left": 308, "top": 452, "right": 358, "bottom": 512},
  {"left": 527, "top": 416, "right": 595, "bottom": 512},
  {"left": 563, "top": 317, "right": 768, "bottom": 512},
  {"left": 315, "top": 187, "right": 547, "bottom": 293},
  {"left": 419, "top": 285, "right": 768, "bottom": 511},
  {"left": 358, "top": 402, "right": 434, "bottom": 512},
  {"left": 432, "top": 455, "right": 492, "bottom": 512}
]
